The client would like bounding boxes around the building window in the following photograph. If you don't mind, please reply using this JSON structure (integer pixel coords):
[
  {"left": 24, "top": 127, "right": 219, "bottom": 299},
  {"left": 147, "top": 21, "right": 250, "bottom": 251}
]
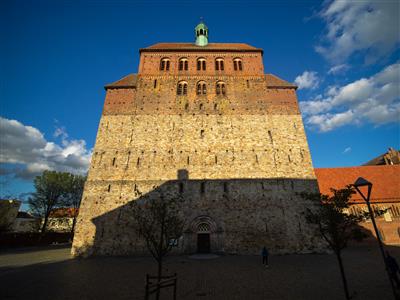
[
  {"left": 160, "top": 58, "right": 170, "bottom": 71},
  {"left": 179, "top": 58, "right": 188, "bottom": 71},
  {"left": 196, "top": 81, "right": 207, "bottom": 95},
  {"left": 200, "top": 182, "right": 205, "bottom": 194},
  {"left": 197, "top": 58, "right": 206, "bottom": 71},
  {"left": 177, "top": 81, "right": 188, "bottom": 95},
  {"left": 215, "top": 58, "right": 224, "bottom": 71},
  {"left": 216, "top": 81, "right": 226, "bottom": 95},
  {"left": 197, "top": 223, "right": 210, "bottom": 233},
  {"left": 233, "top": 58, "right": 243, "bottom": 71}
]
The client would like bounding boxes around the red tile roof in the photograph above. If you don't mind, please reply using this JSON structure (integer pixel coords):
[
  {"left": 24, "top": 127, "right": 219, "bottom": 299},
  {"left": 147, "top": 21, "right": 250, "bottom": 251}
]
[
  {"left": 315, "top": 165, "right": 400, "bottom": 203},
  {"left": 49, "top": 208, "right": 78, "bottom": 218},
  {"left": 105, "top": 74, "right": 137, "bottom": 89},
  {"left": 140, "top": 43, "right": 263, "bottom": 53},
  {"left": 265, "top": 74, "right": 297, "bottom": 89}
]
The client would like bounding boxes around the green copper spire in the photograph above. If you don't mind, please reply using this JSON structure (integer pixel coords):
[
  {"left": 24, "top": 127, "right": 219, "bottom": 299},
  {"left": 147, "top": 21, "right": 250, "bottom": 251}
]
[{"left": 195, "top": 19, "right": 208, "bottom": 46}]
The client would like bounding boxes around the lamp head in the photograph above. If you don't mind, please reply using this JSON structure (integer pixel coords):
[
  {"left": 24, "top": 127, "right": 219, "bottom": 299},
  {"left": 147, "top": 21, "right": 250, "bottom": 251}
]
[{"left": 353, "top": 177, "right": 372, "bottom": 202}]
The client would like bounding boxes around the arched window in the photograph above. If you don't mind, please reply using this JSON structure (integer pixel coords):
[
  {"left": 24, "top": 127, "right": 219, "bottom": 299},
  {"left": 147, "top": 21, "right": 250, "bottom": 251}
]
[
  {"left": 196, "top": 81, "right": 207, "bottom": 95},
  {"left": 178, "top": 58, "right": 188, "bottom": 71},
  {"left": 160, "top": 58, "right": 170, "bottom": 71},
  {"left": 233, "top": 58, "right": 243, "bottom": 71},
  {"left": 177, "top": 81, "right": 188, "bottom": 95},
  {"left": 197, "top": 223, "right": 210, "bottom": 233},
  {"left": 215, "top": 58, "right": 224, "bottom": 71},
  {"left": 197, "top": 58, "right": 206, "bottom": 71},
  {"left": 216, "top": 81, "right": 226, "bottom": 95}
]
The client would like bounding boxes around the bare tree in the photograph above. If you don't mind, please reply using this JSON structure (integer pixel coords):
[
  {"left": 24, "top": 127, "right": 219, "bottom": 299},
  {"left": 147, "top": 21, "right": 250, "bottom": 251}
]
[
  {"left": 302, "top": 186, "right": 384, "bottom": 300},
  {"left": 131, "top": 193, "right": 184, "bottom": 299}
]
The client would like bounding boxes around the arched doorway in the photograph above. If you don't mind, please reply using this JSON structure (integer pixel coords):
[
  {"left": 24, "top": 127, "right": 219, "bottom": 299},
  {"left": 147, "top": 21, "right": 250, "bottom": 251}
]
[{"left": 197, "top": 222, "right": 211, "bottom": 253}]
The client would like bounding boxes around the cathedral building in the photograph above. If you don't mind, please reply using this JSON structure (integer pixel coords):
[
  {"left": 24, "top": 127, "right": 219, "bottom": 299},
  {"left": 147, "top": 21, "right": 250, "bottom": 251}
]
[{"left": 72, "top": 22, "right": 324, "bottom": 256}]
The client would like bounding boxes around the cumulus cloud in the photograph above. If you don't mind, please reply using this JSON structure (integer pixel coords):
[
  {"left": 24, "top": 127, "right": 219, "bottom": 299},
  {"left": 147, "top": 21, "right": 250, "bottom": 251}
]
[
  {"left": 294, "top": 71, "right": 320, "bottom": 90},
  {"left": 316, "top": 0, "right": 400, "bottom": 63},
  {"left": 300, "top": 62, "right": 400, "bottom": 132},
  {"left": 0, "top": 117, "right": 92, "bottom": 180}
]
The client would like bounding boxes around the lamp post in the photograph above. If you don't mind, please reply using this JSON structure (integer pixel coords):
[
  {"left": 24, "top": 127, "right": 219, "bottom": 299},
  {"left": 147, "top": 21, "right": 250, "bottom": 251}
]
[{"left": 353, "top": 177, "right": 398, "bottom": 299}]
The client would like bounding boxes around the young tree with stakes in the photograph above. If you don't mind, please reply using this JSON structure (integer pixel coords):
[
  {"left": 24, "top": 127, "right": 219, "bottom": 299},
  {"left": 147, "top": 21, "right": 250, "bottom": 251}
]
[
  {"left": 131, "top": 192, "right": 184, "bottom": 300},
  {"left": 302, "top": 186, "right": 384, "bottom": 300}
]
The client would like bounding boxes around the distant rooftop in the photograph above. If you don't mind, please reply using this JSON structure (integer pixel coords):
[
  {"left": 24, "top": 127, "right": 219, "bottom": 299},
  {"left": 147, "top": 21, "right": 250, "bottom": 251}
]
[{"left": 363, "top": 147, "right": 400, "bottom": 166}]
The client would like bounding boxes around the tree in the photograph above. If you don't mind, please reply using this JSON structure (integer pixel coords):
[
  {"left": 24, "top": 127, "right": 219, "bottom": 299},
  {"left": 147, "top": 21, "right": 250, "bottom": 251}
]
[
  {"left": 62, "top": 174, "right": 86, "bottom": 234},
  {"left": 131, "top": 193, "right": 184, "bottom": 300},
  {"left": 28, "top": 170, "right": 71, "bottom": 233},
  {"left": 302, "top": 186, "right": 384, "bottom": 300}
]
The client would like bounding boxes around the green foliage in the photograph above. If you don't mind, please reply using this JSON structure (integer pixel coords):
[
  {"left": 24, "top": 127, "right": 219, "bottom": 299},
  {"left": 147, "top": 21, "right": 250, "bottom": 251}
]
[
  {"left": 301, "top": 186, "right": 384, "bottom": 252},
  {"left": 28, "top": 170, "right": 86, "bottom": 233},
  {"left": 62, "top": 174, "right": 86, "bottom": 209},
  {"left": 28, "top": 171, "right": 70, "bottom": 218}
]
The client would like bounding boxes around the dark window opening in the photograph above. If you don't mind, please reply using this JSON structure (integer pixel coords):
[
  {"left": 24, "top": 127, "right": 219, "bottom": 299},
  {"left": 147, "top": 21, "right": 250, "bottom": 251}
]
[
  {"left": 160, "top": 59, "right": 170, "bottom": 71},
  {"left": 268, "top": 131, "right": 273, "bottom": 144},
  {"left": 197, "top": 59, "right": 206, "bottom": 71},
  {"left": 200, "top": 182, "right": 205, "bottom": 194},
  {"left": 177, "top": 82, "right": 188, "bottom": 95},
  {"left": 154, "top": 79, "right": 157, "bottom": 88},
  {"left": 107, "top": 184, "right": 111, "bottom": 192},
  {"left": 179, "top": 182, "right": 184, "bottom": 193},
  {"left": 112, "top": 157, "right": 116, "bottom": 166},
  {"left": 215, "top": 59, "right": 224, "bottom": 71},
  {"left": 223, "top": 182, "right": 228, "bottom": 193},
  {"left": 200, "top": 129, "right": 204, "bottom": 138},
  {"left": 216, "top": 82, "right": 226, "bottom": 95},
  {"left": 136, "top": 157, "right": 140, "bottom": 167}
]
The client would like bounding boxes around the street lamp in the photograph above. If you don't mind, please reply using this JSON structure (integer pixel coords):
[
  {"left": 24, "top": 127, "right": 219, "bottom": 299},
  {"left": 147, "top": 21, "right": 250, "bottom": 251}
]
[{"left": 353, "top": 177, "right": 398, "bottom": 299}]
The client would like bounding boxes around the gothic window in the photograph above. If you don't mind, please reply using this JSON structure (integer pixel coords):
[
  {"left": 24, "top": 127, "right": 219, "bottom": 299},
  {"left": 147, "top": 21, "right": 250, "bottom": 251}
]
[
  {"left": 216, "top": 81, "right": 226, "bottom": 95},
  {"left": 197, "top": 58, "right": 206, "bottom": 71},
  {"left": 179, "top": 58, "right": 189, "bottom": 71},
  {"left": 177, "top": 81, "right": 188, "bottom": 95},
  {"left": 160, "top": 58, "right": 170, "bottom": 71},
  {"left": 233, "top": 58, "right": 243, "bottom": 71},
  {"left": 196, "top": 81, "right": 207, "bottom": 95},
  {"left": 215, "top": 58, "right": 224, "bottom": 71}
]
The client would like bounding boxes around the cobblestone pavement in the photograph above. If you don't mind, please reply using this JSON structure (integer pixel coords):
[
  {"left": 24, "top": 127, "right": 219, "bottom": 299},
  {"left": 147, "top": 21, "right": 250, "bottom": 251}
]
[{"left": 0, "top": 244, "right": 398, "bottom": 300}]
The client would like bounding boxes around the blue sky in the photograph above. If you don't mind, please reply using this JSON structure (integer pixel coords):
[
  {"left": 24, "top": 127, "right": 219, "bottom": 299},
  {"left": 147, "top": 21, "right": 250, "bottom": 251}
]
[{"left": 1, "top": 0, "right": 399, "bottom": 203}]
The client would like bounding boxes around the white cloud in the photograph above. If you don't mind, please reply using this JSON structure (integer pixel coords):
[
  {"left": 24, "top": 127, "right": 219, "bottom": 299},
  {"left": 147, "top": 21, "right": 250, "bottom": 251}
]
[
  {"left": 300, "top": 62, "right": 400, "bottom": 132},
  {"left": 328, "top": 64, "right": 349, "bottom": 75},
  {"left": 316, "top": 0, "right": 400, "bottom": 63},
  {"left": 342, "top": 147, "right": 351, "bottom": 154},
  {"left": 294, "top": 71, "right": 320, "bottom": 90},
  {"left": 0, "top": 117, "right": 92, "bottom": 180}
]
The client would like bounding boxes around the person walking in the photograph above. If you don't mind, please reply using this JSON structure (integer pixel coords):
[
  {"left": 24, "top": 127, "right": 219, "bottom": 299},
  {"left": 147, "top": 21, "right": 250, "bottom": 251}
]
[
  {"left": 262, "top": 246, "right": 269, "bottom": 268},
  {"left": 386, "top": 251, "right": 400, "bottom": 288}
]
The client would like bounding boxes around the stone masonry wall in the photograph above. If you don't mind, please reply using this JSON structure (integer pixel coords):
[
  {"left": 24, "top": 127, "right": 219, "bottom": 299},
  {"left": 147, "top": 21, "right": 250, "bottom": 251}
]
[{"left": 72, "top": 47, "right": 322, "bottom": 257}]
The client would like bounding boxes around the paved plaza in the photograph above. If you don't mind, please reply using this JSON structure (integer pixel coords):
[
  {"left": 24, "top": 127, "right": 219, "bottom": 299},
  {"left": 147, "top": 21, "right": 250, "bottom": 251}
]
[{"left": 0, "top": 244, "right": 398, "bottom": 300}]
